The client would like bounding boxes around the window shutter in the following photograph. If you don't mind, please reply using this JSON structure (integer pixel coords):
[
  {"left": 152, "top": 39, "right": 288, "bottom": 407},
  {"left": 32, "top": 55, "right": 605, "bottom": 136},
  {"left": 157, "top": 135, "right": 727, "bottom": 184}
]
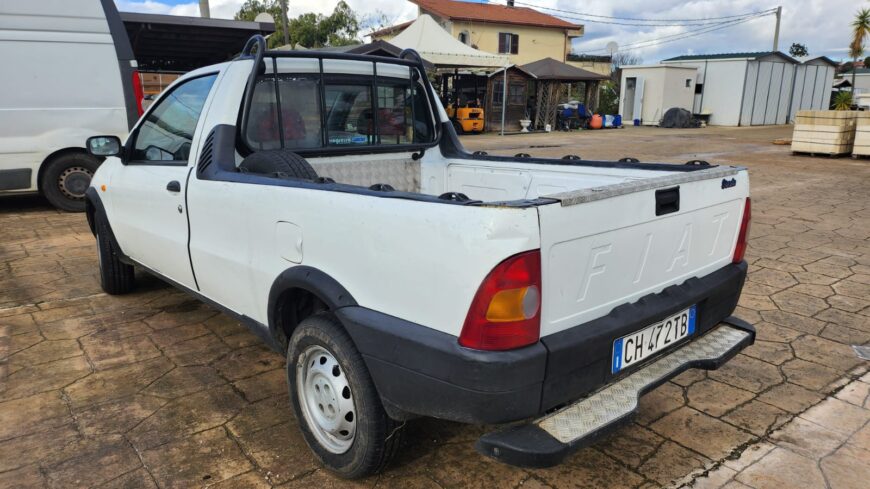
[
  {"left": 511, "top": 34, "right": 519, "bottom": 54},
  {"left": 498, "top": 33, "right": 507, "bottom": 54}
]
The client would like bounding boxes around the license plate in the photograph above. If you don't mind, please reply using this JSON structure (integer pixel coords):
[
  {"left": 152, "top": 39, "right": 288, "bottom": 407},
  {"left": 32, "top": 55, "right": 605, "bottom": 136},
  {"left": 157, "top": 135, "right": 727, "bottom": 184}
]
[{"left": 611, "top": 305, "right": 697, "bottom": 373}]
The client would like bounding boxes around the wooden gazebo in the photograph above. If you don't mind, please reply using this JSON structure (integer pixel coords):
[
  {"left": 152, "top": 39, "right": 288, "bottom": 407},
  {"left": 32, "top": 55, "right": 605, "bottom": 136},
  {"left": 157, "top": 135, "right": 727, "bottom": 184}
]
[{"left": 519, "top": 57, "right": 609, "bottom": 130}]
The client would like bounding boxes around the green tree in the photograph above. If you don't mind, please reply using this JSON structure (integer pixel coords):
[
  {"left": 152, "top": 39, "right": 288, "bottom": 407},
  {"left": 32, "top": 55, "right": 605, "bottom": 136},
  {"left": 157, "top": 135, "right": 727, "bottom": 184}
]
[
  {"left": 788, "top": 43, "right": 808, "bottom": 58},
  {"left": 235, "top": 0, "right": 361, "bottom": 49},
  {"left": 360, "top": 10, "right": 391, "bottom": 36},
  {"left": 235, "top": 0, "right": 285, "bottom": 48},
  {"left": 850, "top": 8, "right": 870, "bottom": 90}
]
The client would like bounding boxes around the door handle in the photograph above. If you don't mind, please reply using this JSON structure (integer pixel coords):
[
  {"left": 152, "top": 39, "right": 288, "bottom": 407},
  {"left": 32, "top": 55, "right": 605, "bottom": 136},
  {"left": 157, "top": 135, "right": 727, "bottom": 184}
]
[{"left": 166, "top": 181, "right": 181, "bottom": 192}]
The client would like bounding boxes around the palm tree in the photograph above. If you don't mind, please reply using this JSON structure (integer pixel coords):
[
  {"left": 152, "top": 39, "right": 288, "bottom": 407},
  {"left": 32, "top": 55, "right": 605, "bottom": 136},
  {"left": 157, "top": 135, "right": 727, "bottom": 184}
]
[{"left": 851, "top": 9, "right": 870, "bottom": 94}]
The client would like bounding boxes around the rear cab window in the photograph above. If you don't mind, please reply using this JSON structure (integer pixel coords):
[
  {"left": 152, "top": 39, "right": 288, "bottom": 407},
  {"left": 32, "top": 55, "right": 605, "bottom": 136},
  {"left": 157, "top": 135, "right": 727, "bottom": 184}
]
[{"left": 241, "top": 57, "right": 435, "bottom": 155}]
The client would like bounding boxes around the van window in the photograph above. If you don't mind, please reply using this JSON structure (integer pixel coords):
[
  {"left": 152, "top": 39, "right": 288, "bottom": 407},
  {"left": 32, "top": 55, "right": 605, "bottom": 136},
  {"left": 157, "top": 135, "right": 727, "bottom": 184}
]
[{"left": 131, "top": 74, "right": 217, "bottom": 163}]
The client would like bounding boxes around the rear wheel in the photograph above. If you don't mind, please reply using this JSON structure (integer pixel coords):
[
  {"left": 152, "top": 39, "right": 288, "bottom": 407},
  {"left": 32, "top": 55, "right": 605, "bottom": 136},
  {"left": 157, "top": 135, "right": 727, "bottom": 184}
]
[
  {"left": 41, "top": 153, "right": 100, "bottom": 212},
  {"left": 95, "top": 212, "right": 135, "bottom": 295},
  {"left": 287, "top": 313, "right": 403, "bottom": 478}
]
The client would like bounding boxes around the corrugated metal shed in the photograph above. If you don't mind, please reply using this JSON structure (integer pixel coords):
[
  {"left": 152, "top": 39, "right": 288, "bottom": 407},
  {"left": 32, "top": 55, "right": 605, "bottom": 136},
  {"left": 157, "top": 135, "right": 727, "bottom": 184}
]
[{"left": 661, "top": 51, "right": 834, "bottom": 126}]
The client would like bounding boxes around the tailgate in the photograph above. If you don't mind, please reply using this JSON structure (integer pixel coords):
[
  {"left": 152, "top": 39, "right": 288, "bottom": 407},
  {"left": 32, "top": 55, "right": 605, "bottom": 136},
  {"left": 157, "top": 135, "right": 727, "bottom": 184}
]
[{"left": 538, "top": 167, "right": 749, "bottom": 336}]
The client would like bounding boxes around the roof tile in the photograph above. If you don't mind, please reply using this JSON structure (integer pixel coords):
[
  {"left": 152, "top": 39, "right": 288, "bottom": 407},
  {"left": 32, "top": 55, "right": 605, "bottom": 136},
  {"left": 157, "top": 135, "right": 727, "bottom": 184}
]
[{"left": 411, "top": 0, "right": 580, "bottom": 29}]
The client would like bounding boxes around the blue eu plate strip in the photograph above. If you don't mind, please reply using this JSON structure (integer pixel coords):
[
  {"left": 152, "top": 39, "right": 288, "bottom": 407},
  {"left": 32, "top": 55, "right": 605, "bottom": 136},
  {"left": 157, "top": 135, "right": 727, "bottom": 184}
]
[
  {"left": 612, "top": 338, "right": 624, "bottom": 374},
  {"left": 688, "top": 305, "right": 697, "bottom": 335}
]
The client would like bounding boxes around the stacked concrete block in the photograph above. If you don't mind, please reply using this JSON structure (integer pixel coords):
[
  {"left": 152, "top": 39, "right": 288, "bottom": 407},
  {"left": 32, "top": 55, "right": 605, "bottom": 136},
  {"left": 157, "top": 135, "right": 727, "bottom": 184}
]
[
  {"left": 852, "top": 112, "right": 870, "bottom": 158},
  {"left": 791, "top": 110, "right": 858, "bottom": 156}
]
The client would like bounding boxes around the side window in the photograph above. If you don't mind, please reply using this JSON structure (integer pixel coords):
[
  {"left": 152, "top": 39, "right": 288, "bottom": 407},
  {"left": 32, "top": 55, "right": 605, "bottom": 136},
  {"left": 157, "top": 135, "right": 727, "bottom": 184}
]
[
  {"left": 245, "top": 76, "right": 322, "bottom": 151},
  {"left": 131, "top": 75, "right": 217, "bottom": 163}
]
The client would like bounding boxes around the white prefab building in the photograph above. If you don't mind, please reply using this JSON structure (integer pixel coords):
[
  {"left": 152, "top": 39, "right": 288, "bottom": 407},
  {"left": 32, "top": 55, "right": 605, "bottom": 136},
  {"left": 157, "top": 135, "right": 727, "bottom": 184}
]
[
  {"left": 841, "top": 68, "right": 870, "bottom": 95},
  {"left": 618, "top": 65, "right": 697, "bottom": 126},
  {"left": 661, "top": 52, "right": 836, "bottom": 126},
  {"left": 790, "top": 57, "right": 839, "bottom": 114}
]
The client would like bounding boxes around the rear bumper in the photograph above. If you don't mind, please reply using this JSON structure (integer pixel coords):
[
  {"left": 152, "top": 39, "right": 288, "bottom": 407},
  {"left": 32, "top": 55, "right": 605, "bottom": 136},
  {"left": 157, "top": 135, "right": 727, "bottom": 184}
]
[
  {"left": 338, "top": 261, "right": 748, "bottom": 424},
  {"left": 477, "top": 320, "right": 755, "bottom": 467}
]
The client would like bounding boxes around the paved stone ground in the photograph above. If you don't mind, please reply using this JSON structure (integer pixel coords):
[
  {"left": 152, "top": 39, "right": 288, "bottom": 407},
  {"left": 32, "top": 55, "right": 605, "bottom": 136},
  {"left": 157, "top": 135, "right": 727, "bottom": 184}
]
[{"left": 0, "top": 125, "right": 868, "bottom": 488}]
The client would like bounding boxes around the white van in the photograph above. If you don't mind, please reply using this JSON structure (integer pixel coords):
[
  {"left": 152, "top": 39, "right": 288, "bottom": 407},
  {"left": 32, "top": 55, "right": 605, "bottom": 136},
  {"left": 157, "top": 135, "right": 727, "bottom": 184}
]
[{"left": 0, "top": 0, "right": 141, "bottom": 211}]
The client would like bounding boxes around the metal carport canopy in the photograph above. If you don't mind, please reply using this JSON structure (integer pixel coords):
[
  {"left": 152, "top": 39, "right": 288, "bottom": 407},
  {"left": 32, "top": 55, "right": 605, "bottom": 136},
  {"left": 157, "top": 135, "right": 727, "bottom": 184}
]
[{"left": 120, "top": 12, "right": 275, "bottom": 72}]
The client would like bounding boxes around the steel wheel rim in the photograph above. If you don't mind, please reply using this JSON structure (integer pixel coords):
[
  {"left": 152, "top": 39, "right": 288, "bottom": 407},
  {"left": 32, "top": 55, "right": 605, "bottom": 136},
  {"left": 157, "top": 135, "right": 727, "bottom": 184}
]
[
  {"left": 58, "top": 166, "right": 93, "bottom": 199},
  {"left": 296, "top": 345, "right": 356, "bottom": 454}
]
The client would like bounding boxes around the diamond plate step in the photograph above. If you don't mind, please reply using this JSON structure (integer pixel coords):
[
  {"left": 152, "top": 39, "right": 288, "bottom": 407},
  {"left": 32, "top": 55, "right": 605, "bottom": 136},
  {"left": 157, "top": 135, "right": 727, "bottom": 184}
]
[{"left": 476, "top": 320, "right": 754, "bottom": 468}]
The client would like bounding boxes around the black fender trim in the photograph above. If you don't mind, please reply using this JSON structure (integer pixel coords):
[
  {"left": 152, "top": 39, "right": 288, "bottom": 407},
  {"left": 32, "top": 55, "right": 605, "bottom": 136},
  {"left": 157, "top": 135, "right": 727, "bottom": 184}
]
[
  {"left": 267, "top": 266, "right": 358, "bottom": 342},
  {"left": 85, "top": 187, "right": 131, "bottom": 265}
]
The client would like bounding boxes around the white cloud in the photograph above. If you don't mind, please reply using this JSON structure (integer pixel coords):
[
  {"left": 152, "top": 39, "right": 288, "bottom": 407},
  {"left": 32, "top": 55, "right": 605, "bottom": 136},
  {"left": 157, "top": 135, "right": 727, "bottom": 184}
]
[
  {"left": 116, "top": 0, "right": 416, "bottom": 23},
  {"left": 115, "top": 0, "right": 868, "bottom": 61}
]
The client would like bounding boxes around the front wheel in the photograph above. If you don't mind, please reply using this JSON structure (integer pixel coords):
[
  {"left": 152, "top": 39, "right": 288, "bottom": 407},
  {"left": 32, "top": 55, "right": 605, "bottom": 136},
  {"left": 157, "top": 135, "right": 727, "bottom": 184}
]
[
  {"left": 95, "top": 212, "right": 135, "bottom": 295},
  {"left": 287, "top": 313, "right": 403, "bottom": 478}
]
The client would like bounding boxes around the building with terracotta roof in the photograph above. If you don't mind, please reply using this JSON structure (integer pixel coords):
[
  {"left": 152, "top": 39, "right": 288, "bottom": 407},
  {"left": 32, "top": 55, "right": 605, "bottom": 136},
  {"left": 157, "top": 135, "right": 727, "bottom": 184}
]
[{"left": 370, "top": 0, "right": 583, "bottom": 65}]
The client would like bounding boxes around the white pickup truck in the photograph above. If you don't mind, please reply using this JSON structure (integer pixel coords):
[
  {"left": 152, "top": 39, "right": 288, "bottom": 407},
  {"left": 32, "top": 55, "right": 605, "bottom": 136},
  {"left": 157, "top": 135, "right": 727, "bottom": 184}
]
[{"left": 85, "top": 36, "right": 754, "bottom": 478}]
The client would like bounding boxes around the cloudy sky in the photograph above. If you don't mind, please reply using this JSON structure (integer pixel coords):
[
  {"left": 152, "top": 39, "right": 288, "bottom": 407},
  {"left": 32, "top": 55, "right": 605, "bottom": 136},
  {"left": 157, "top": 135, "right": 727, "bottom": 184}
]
[{"left": 115, "top": 0, "right": 868, "bottom": 62}]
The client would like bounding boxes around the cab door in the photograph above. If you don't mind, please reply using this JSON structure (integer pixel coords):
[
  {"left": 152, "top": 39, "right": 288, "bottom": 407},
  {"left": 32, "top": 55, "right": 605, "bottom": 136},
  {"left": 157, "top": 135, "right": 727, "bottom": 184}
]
[{"left": 108, "top": 73, "right": 219, "bottom": 289}]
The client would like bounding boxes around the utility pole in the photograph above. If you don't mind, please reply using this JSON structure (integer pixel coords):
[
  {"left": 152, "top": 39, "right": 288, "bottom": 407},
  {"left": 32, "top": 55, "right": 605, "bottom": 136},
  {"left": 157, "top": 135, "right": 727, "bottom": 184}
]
[
  {"left": 198, "top": 0, "right": 210, "bottom": 18},
  {"left": 280, "top": 0, "right": 290, "bottom": 46},
  {"left": 772, "top": 5, "right": 781, "bottom": 52}
]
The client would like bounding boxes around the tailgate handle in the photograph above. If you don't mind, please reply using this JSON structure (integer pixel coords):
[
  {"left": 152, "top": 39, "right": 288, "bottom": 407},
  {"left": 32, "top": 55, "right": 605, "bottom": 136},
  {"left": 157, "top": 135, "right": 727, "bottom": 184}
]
[{"left": 655, "top": 186, "right": 680, "bottom": 216}]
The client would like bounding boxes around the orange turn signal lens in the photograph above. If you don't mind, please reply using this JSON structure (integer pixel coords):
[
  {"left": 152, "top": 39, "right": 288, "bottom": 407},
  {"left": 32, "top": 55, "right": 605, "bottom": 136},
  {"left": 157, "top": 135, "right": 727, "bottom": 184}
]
[
  {"left": 485, "top": 286, "right": 540, "bottom": 322},
  {"left": 100, "top": 184, "right": 107, "bottom": 192}
]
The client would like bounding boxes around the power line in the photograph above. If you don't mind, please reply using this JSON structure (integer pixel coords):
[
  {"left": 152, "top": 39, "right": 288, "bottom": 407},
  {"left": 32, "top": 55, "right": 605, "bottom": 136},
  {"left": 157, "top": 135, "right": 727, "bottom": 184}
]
[
  {"left": 577, "top": 13, "right": 769, "bottom": 53},
  {"left": 511, "top": 1, "right": 777, "bottom": 25}
]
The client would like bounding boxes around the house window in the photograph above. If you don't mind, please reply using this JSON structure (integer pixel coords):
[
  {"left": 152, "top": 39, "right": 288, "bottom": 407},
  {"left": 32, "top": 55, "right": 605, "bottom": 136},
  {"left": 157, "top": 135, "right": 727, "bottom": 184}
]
[
  {"left": 458, "top": 31, "right": 469, "bottom": 45},
  {"left": 492, "top": 82, "right": 504, "bottom": 107},
  {"left": 695, "top": 83, "right": 704, "bottom": 94},
  {"left": 509, "top": 83, "right": 525, "bottom": 105},
  {"left": 685, "top": 79, "right": 692, "bottom": 88},
  {"left": 498, "top": 33, "right": 519, "bottom": 55}
]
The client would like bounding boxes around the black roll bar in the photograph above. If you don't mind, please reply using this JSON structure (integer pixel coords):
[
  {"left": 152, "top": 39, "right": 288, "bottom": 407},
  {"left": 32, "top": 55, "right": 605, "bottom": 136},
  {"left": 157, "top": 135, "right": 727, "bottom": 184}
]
[{"left": 237, "top": 35, "right": 441, "bottom": 150}]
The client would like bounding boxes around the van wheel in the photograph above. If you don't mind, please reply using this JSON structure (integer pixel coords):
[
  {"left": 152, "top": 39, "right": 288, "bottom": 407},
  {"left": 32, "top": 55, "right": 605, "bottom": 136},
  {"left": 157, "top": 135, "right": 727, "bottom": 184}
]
[
  {"left": 41, "top": 153, "right": 100, "bottom": 212},
  {"left": 287, "top": 313, "right": 403, "bottom": 479},
  {"left": 95, "top": 212, "right": 135, "bottom": 295}
]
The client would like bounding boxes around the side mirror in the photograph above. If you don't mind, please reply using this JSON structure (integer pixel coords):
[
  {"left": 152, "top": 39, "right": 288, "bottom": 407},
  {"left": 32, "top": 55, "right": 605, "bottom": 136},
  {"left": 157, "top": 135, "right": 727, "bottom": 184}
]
[{"left": 86, "top": 136, "right": 122, "bottom": 157}]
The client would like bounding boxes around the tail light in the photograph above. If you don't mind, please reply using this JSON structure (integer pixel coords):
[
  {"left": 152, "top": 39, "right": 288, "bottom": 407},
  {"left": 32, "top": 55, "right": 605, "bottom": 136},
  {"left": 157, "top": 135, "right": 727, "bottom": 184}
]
[
  {"left": 459, "top": 250, "right": 541, "bottom": 351},
  {"left": 132, "top": 70, "right": 145, "bottom": 116},
  {"left": 732, "top": 198, "right": 751, "bottom": 263}
]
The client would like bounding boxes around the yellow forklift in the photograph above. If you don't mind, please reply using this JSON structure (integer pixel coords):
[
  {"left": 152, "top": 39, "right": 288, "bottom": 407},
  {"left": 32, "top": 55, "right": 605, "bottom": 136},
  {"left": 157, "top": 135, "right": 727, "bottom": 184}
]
[
  {"left": 441, "top": 71, "right": 486, "bottom": 134},
  {"left": 446, "top": 104, "right": 485, "bottom": 134}
]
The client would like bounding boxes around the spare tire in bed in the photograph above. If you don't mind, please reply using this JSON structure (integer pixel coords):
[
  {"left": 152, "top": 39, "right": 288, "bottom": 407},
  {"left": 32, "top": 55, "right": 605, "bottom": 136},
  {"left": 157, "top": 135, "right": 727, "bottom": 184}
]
[{"left": 239, "top": 150, "right": 318, "bottom": 180}]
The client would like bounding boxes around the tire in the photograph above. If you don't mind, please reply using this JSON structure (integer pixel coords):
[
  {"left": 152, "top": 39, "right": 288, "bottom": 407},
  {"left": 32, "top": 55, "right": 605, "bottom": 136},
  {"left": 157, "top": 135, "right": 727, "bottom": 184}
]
[
  {"left": 239, "top": 150, "right": 318, "bottom": 180},
  {"left": 41, "top": 152, "right": 100, "bottom": 212},
  {"left": 95, "top": 212, "right": 135, "bottom": 295},
  {"left": 287, "top": 313, "right": 403, "bottom": 479},
  {"left": 452, "top": 120, "right": 465, "bottom": 135}
]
